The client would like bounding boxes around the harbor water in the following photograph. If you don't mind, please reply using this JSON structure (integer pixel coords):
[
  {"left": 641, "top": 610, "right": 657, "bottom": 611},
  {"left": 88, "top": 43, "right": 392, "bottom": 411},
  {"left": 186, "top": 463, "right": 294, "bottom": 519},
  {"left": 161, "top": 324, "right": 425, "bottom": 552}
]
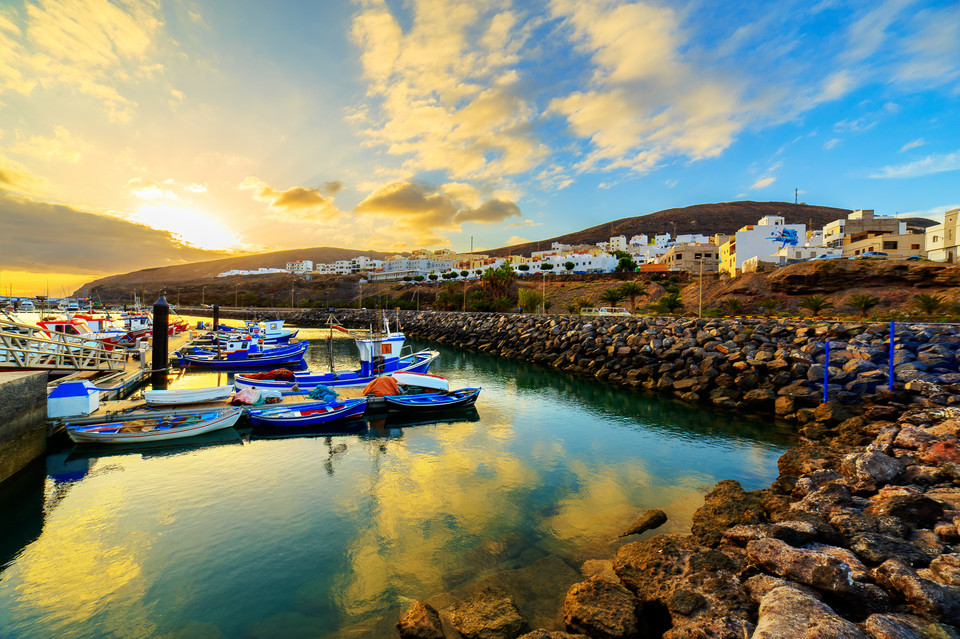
[{"left": 0, "top": 322, "right": 795, "bottom": 638}]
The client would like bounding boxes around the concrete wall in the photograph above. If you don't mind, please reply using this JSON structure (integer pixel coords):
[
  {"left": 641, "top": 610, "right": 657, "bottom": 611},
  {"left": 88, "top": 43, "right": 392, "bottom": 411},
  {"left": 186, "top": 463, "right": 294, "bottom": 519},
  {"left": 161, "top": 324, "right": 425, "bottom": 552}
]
[{"left": 0, "top": 371, "right": 48, "bottom": 483}]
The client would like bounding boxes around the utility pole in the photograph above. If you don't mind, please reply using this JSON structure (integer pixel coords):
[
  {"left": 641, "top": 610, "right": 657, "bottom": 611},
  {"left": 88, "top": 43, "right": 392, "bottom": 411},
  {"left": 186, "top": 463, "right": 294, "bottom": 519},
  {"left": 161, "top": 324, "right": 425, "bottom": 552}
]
[
  {"left": 795, "top": 188, "right": 798, "bottom": 205},
  {"left": 201, "top": 286, "right": 206, "bottom": 306},
  {"left": 235, "top": 284, "right": 239, "bottom": 308},
  {"left": 698, "top": 256, "right": 704, "bottom": 318},
  {"left": 291, "top": 280, "right": 295, "bottom": 307}
]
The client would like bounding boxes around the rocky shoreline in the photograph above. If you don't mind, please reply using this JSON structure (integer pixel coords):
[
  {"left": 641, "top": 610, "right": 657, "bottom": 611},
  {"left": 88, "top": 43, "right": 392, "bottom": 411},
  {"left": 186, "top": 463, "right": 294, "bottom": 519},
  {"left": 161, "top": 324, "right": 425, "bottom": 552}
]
[{"left": 297, "top": 310, "right": 960, "bottom": 638}]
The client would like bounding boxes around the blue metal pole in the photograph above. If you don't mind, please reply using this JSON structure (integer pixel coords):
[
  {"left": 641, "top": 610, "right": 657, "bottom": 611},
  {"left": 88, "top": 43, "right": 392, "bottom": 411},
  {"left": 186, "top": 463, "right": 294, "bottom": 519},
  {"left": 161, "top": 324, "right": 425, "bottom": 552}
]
[
  {"left": 889, "top": 320, "right": 895, "bottom": 391},
  {"left": 823, "top": 341, "right": 830, "bottom": 404}
]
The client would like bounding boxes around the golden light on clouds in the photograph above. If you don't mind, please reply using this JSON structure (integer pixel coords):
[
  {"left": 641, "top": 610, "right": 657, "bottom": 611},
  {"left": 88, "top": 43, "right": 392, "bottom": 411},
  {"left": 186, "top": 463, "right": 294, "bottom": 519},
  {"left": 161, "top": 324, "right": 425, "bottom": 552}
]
[{"left": 131, "top": 203, "right": 243, "bottom": 251}]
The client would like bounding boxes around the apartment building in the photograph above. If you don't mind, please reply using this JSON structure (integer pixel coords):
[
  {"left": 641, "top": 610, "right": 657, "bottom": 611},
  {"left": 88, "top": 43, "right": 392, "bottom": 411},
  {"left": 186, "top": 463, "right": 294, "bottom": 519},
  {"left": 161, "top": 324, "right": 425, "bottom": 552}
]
[
  {"left": 843, "top": 232, "right": 925, "bottom": 258},
  {"left": 925, "top": 208, "right": 960, "bottom": 263}
]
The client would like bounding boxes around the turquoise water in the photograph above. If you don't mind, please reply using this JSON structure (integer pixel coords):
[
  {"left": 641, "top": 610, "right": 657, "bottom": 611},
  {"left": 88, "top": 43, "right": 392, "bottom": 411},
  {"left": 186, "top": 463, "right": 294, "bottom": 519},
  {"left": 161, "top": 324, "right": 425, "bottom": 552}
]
[{"left": 0, "top": 322, "right": 794, "bottom": 638}]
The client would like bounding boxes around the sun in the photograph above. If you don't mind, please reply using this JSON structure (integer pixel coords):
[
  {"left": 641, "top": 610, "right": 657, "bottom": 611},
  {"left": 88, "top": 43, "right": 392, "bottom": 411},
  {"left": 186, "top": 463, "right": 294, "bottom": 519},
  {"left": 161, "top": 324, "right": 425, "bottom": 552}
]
[{"left": 132, "top": 203, "right": 244, "bottom": 251}]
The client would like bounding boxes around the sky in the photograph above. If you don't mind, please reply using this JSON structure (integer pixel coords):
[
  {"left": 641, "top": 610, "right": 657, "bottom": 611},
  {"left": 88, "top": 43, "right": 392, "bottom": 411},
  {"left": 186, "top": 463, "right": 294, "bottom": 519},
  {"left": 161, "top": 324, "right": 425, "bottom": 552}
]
[{"left": 1, "top": 0, "right": 958, "bottom": 296}]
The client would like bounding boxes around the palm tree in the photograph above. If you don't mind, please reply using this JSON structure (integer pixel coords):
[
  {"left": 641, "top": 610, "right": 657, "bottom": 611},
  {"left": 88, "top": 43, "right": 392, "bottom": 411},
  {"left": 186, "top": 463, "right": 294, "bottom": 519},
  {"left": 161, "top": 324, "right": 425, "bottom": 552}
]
[
  {"left": 652, "top": 292, "right": 684, "bottom": 314},
  {"left": 913, "top": 293, "right": 944, "bottom": 316},
  {"left": 619, "top": 281, "right": 646, "bottom": 310},
  {"left": 600, "top": 287, "right": 626, "bottom": 307},
  {"left": 723, "top": 297, "right": 743, "bottom": 315},
  {"left": 798, "top": 294, "right": 834, "bottom": 317},
  {"left": 847, "top": 293, "right": 881, "bottom": 318},
  {"left": 759, "top": 299, "right": 780, "bottom": 316}
]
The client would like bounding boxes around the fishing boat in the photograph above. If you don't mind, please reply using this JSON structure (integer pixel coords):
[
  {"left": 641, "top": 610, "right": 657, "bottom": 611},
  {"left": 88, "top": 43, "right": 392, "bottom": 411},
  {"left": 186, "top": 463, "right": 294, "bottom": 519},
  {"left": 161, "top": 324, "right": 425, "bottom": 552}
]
[
  {"left": 66, "top": 408, "right": 243, "bottom": 444},
  {"left": 383, "top": 388, "right": 481, "bottom": 412},
  {"left": 175, "top": 339, "right": 308, "bottom": 369},
  {"left": 143, "top": 385, "right": 235, "bottom": 406},
  {"left": 234, "top": 320, "right": 438, "bottom": 391},
  {"left": 247, "top": 398, "right": 367, "bottom": 427}
]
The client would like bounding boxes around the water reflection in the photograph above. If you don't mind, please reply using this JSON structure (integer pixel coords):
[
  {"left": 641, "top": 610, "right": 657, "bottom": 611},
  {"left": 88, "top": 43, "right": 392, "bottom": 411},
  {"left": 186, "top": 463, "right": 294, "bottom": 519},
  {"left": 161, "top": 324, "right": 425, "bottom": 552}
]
[{"left": 0, "top": 320, "right": 795, "bottom": 638}]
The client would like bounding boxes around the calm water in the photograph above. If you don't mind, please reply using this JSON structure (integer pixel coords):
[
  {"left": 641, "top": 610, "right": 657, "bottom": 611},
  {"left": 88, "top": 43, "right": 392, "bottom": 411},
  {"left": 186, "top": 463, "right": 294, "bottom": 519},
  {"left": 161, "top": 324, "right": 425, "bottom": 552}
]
[{"left": 0, "top": 320, "right": 795, "bottom": 638}]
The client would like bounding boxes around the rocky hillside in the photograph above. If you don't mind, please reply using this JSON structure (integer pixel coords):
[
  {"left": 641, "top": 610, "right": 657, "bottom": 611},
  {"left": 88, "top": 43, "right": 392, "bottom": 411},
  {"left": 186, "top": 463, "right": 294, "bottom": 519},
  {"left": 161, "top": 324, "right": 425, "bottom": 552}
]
[{"left": 485, "top": 201, "right": 936, "bottom": 258}]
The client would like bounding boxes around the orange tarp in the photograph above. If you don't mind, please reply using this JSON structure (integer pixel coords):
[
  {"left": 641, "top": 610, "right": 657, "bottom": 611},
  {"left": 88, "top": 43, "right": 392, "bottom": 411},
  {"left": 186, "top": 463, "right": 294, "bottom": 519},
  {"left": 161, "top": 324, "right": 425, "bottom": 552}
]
[{"left": 362, "top": 376, "right": 400, "bottom": 397}]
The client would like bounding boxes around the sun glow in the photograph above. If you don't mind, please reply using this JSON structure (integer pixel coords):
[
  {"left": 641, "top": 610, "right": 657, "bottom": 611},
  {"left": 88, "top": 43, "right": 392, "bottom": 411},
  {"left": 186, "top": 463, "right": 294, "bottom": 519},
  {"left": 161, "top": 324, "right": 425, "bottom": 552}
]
[{"left": 132, "top": 204, "right": 244, "bottom": 251}]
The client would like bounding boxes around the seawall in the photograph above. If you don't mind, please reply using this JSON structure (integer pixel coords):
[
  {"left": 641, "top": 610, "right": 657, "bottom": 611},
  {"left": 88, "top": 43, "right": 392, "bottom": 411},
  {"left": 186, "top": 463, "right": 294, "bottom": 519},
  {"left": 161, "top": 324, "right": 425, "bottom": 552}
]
[{"left": 0, "top": 371, "right": 48, "bottom": 483}]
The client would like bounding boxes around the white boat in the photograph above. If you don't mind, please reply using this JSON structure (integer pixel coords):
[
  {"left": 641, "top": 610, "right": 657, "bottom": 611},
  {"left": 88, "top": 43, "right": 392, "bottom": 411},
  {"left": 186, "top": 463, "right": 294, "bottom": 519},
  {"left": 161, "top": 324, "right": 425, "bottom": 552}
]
[
  {"left": 66, "top": 408, "right": 243, "bottom": 444},
  {"left": 391, "top": 372, "right": 449, "bottom": 392},
  {"left": 143, "top": 385, "right": 235, "bottom": 406}
]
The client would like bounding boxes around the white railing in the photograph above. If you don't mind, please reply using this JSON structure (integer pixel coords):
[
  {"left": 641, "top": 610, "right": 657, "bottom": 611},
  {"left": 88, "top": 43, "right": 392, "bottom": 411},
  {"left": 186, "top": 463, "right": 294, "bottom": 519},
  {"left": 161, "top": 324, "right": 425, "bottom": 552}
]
[{"left": 0, "top": 317, "right": 126, "bottom": 371}]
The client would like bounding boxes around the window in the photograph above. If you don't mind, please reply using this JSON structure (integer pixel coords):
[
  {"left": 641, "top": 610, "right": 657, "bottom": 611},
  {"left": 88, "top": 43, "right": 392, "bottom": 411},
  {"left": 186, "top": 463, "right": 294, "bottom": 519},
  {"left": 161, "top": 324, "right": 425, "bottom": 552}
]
[
  {"left": 911, "top": 244, "right": 920, "bottom": 250},
  {"left": 883, "top": 241, "right": 898, "bottom": 250}
]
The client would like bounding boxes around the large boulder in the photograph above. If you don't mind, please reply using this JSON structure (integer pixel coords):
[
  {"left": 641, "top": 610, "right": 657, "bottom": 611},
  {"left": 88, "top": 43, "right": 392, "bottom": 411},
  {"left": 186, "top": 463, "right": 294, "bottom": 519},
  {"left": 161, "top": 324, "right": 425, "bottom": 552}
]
[
  {"left": 871, "top": 559, "right": 960, "bottom": 623},
  {"left": 620, "top": 509, "right": 667, "bottom": 537},
  {"left": 752, "top": 586, "right": 868, "bottom": 639},
  {"left": 562, "top": 576, "right": 639, "bottom": 639},
  {"left": 397, "top": 601, "right": 444, "bottom": 639},
  {"left": 447, "top": 587, "right": 531, "bottom": 639},
  {"left": 745, "top": 538, "right": 879, "bottom": 601},
  {"left": 690, "top": 480, "right": 764, "bottom": 547}
]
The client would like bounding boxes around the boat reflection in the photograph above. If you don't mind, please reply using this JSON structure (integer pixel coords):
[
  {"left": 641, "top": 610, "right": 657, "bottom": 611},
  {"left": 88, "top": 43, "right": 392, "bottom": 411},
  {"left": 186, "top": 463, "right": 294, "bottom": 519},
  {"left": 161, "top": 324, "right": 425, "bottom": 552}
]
[{"left": 65, "top": 428, "right": 243, "bottom": 463}]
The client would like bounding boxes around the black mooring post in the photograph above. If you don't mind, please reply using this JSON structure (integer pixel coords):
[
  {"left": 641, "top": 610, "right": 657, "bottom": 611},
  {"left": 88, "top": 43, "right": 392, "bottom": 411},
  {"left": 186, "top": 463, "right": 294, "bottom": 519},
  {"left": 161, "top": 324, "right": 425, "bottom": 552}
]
[
  {"left": 151, "top": 294, "right": 170, "bottom": 390},
  {"left": 213, "top": 304, "right": 220, "bottom": 331}
]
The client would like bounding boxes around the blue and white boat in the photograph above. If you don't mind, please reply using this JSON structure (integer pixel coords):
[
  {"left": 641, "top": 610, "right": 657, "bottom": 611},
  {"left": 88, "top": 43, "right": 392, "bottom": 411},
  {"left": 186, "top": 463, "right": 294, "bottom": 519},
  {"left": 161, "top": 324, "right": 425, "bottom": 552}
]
[
  {"left": 175, "top": 339, "right": 308, "bottom": 369},
  {"left": 234, "top": 323, "right": 439, "bottom": 391},
  {"left": 195, "top": 319, "right": 299, "bottom": 346},
  {"left": 383, "top": 388, "right": 481, "bottom": 412},
  {"left": 247, "top": 398, "right": 367, "bottom": 427},
  {"left": 67, "top": 408, "right": 243, "bottom": 444}
]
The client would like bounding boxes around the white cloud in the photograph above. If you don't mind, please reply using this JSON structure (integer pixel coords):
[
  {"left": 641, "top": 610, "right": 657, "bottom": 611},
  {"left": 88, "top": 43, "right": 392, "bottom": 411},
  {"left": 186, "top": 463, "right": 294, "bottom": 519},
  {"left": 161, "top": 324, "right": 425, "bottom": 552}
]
[
  {"left": 823, "top": 138, "right": 840, "bottom": 150},
  {"left": 9, "top": 125, "right": 88, "bottom": 162},
  {"left": 869, "top": 150, "right": 960, "bottom": 178},
  {"left": 899, "top": 138, "right": 925, "bottom": 152},
  {"left": 750, "top": 176, "right": 776, "bottom": 190}
]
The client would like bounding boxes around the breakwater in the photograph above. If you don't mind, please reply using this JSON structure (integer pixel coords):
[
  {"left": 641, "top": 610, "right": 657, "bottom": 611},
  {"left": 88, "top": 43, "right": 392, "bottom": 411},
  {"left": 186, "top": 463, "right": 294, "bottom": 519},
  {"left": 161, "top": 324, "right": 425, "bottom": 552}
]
[{"left": 290, "top": 310, "right": 960, "bottom": 638}]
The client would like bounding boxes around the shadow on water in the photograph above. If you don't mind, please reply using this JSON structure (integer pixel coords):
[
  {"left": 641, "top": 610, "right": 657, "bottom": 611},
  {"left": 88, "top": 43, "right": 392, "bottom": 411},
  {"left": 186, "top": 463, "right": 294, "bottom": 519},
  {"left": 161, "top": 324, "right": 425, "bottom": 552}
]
[
  {"left": 409, "top": 338, "right": 796, "bottom": 448},
  {"left": 0, "top": 458, "right": 45, "bottom": 573}
]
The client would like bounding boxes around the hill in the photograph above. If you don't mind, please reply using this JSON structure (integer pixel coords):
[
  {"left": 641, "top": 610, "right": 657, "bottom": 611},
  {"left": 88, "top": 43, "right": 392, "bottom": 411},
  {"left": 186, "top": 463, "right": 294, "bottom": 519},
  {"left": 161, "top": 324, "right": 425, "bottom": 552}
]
[
  {"left": 79, "top": 246, "right": 399, "bottom": 290},
  {"left": 483, "top": 201, "right": 935, "bottom": 257},
  {"left": 74, "top": 201, "right": 938, "bottom": 297}
]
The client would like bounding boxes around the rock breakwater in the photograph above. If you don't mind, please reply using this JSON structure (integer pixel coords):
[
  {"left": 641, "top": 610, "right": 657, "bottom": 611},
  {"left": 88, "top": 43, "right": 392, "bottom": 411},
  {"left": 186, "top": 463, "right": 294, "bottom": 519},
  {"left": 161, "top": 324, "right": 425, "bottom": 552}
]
[{"left": 293, "top": 310, "right": 960, "bottom": 637}]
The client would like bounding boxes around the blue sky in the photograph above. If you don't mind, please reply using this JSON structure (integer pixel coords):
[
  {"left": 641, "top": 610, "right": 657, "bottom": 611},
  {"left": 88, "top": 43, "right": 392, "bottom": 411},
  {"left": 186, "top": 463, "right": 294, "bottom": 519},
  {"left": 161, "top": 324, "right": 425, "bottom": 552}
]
[{"left": 0, "top": 0, "right": 958, "bottom": 294}]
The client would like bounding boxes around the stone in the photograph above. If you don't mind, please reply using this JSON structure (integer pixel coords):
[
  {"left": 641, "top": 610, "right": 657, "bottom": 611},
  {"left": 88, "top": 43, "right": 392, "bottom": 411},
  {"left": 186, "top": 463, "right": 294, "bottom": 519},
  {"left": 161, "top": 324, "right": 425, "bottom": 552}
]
[
  {"left": 745, "top": 538, "right": 868, "bottom": 597},
  {"left": 620, "top": 509, "right": 667, "bottom": 537},
  {"left": 397, "top": 601, "right": 444, "bottom": 639},
  {"left": 872, "top": 559, "right": 960, "bottom": 624},
  {"left": 691, "top": 480, "right": 764, "bottom": 547},
  {"left": 865, "top": 494, "right": 945, "bottom": 527},
  {"left": 518, "top": 631, "right": 587, "bottom": 639},
  {"left": 849, "top": 533, "right": 938, "bottom": 567},
  {"left": 919, "top": 440, "right": 960, "bottom": 466},
  {"left": 863, "top": 612, "right": 960, "bottom": 639},
  {"left": 613, "top": 534, "right": 690, "bottom": 600},
  {"left": 447, "top": 587, "right": 530, "bottom": 639},
  {"left": 752, "top": 586, "right": 868, "bottom": 639},
  {"left": 893, "top": 427, "right": 939, "bottom": 449},
  {"left": 581, "top": 560, "right": 620, "bottom": 583},
  {"left": 562, "top": 576, "right": 639, "bottom": 639},
  {"left": 844, "top": 450, "right": 904, "bottom": 484},
  {"left": 814, "top": 401, "right": 855, "bottom": 424},
  {"left": 721, "top": 521, "right": 818, "bottom": 548},
  {"left": 929, "top": 554, "right": 960, "bottom": 586}
]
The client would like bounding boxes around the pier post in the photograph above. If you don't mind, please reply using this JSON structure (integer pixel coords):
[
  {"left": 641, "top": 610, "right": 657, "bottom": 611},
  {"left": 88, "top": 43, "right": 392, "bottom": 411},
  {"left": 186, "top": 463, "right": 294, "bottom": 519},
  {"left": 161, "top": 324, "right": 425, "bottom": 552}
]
[
  {"left": 213, "top": 304, "right": 220, "bottom": 331},
  {"left": 152, "top": 294, "right": 169, "bottom": 390}
]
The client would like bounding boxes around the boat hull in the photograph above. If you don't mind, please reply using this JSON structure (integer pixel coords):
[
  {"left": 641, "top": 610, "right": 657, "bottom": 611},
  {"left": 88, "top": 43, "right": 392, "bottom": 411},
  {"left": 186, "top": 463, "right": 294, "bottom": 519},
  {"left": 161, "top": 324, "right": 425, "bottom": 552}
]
[
  {"left": 248, "top": 398, "right": 367, "bottom": 427},
  {"left": 383, "top": 388, "right": 481, "bottom": 412},
  {"left": 175, "top": 342, "right": 308, "bottom": 369},
  {"left": 234, "top": 351, "right": 439, "bottom": 390},
  {"left": 67, "top": 408, "right": 243, "bottom": 443},
  {"left": 143, "top": 386, "right": 235, "bottom": 406}
]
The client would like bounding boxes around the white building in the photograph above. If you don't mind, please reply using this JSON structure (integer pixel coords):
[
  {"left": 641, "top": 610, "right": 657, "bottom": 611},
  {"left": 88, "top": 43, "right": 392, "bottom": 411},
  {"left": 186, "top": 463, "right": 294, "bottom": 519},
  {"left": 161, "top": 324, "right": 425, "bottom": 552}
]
[
  {"left": 675, "top": 234, "right": 710, "bottom": 245},
  {"left": 629, "top": 234, "right": 649, "bottom": 247},
  {"left": 609, "top": 235, "right": 627, "bottom": 252},
  {"left": 719, "top": 215, "right": 806, "bottom": 276},
  {"left": 286, "top": 260, "right": 313, "bottom": 274}
]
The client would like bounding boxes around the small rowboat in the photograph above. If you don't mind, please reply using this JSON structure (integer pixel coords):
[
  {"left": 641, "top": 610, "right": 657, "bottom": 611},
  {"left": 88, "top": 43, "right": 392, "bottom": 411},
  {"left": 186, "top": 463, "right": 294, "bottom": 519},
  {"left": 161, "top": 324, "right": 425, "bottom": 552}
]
[
  {"left": 247, "top": 398, "right": 367, "bottom": 427},
  {"left": 143, "top": 385, "right": 235, "bottom": 406},
  {"left": 383, "top": 388, "right": 481, "bottom": 412},
  {"left": 66, "top": 408, "right": 243, "bottom": 444}
]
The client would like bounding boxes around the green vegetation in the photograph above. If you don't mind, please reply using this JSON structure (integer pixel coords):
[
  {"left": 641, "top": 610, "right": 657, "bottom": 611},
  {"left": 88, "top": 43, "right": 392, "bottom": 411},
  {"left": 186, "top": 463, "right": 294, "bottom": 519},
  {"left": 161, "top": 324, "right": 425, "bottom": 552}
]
[
  {"left": 566, "top": 296, "right": 594, "bottom": 314},
  {"left": 798, "top": 294, "right": 834, "bottom": 317},
  {"left": 846, "top": 293, "right": 881, "bottom": 318},
  {"left": 600, "top": 287, "right": 626, "bottom": 307},
  {"left": 650, "top": 292, "right": 684, "bottom": 314},
  {"left": 759, "top": 299, "right": 780, "bottom": 316},
  {"left": 618, "top": 281, "right": 646, "bottom": 310},
  {"left": 913, "top": 293, "right": 944, "bottom": 315},
  {"left": 517, "top": 264, "right": 530, "bottom": 272},
  {"left": 564, "top": 261, "right": 575, "bottom": 272},
  {"left": 518, "top": 288, "right": 544, "bottom": 313},
  {"left": 723, "top": 297, "right": 743, "bottom": 314}
]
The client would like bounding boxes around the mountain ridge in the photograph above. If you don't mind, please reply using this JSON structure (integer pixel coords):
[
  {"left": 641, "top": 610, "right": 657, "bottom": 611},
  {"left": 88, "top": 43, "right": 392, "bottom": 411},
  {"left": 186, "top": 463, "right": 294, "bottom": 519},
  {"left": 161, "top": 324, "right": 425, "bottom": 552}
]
[{"left": 75, "top": 201, "right": 937, "bottom": 293}]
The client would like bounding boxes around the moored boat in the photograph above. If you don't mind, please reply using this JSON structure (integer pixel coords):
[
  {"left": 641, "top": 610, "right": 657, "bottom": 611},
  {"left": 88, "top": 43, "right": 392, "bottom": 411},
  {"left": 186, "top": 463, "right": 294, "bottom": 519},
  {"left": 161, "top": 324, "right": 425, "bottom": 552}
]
[
  {"left": 247, "top": 398, "right": 367, "bottom": 427},
  {"left": 175, "top": 339, "right": 308, "bottom": 369},
  {"left": 66, "top": 408, "right": 243, "bottom": 443},
  {"left": 383, "top": 388, "right": 481, "bottom": 412},
  {"left": 143, "top": 385, "right": 235, "bottom": 406},
  {"left": 234, "top": 323, "right": 438, "bottom": 390}
]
